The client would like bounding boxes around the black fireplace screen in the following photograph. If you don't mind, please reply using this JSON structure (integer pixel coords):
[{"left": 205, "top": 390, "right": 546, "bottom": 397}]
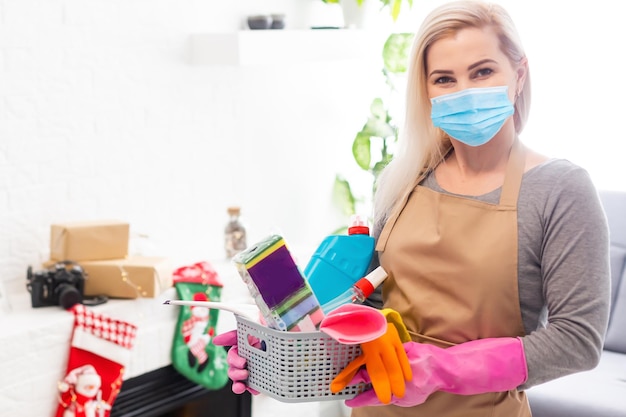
[{"left": 111, "top": 365, "right": 252, "bottom": 417}]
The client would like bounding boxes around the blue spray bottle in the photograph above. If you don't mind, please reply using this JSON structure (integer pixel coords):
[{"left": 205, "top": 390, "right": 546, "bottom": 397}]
[{"left": 303, "top": 215, "right": 375, "bottom": 309}]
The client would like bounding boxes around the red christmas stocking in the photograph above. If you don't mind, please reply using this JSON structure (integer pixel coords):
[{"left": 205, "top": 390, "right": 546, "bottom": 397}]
[
  {"left": 171, "top": 261, "right": 228, "bottom": 390},
  {"left": 55, "top": 304, "right": 138, "bottom": 417}
]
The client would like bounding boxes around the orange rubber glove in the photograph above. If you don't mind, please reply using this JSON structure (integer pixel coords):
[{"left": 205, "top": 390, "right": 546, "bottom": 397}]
[{"left": 330, "top": 322, "right": 413, "bottom": 404}]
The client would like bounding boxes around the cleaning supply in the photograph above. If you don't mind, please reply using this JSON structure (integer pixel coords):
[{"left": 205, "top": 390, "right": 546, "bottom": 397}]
[
  {"left": 331, "top": 308, "right": 413, "bottom": 403},
  {"left": 331, "top": 321, "right": 413, "bottom": 404},
  {"left": 343, "top": 337, "right": 528, "bottom": 408},
  {"left": 232, "top": 234, "right": 324, "bottom": 332},
  {"left": 380, "top": 308, "right": 411, "bottom": 343},
  {"left": 304, "top": 215, "right": 376, "bottom": 307},
  {"left": 320, "top": 266, "right": 387, "bottom": 314},
  {"left": 318, "top": 303, "right": 387, "bottom": 344}
]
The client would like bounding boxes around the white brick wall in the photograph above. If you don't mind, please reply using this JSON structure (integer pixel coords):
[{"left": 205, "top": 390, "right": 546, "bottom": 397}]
[{"left": 0, "top": 0, "right": 388, "bottom": 295}]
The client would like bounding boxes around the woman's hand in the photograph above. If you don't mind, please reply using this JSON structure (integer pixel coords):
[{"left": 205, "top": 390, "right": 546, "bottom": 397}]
[{"left": 212, "top": 330, "right": 260, "bottom": 395}]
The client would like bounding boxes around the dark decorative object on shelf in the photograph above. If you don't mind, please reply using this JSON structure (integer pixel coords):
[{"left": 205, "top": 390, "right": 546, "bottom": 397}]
[
  {"left": 247, "top": 15, "right": 272, "bottom": 30},
  {"left": 270, "top": 14, "right": 286, "bottom": 29}
]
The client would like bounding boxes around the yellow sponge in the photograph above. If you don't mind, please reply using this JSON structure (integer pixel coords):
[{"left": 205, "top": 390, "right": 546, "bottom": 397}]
[{"left": 381, "top": 308, "right": 411, "bottom": 343}]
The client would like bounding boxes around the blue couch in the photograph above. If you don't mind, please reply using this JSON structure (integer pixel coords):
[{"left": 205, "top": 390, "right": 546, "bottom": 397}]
[{"left": 527, "top": 190, "right": 626, "bottom": 416}]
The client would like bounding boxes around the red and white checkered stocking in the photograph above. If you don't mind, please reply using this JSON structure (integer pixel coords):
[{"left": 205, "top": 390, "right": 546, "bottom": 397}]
[{"left": 55, "top": 304, "right": 138, "bottom": 417}]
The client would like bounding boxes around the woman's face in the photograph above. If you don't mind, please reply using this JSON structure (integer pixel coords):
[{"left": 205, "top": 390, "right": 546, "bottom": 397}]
[{"left": 425, "top": 26, "right": 522, "bottom": 103}]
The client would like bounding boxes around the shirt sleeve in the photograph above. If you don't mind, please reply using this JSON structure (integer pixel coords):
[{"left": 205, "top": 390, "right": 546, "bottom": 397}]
[{"left": 519, "top": 164, "right": 611, "bottom": 389}]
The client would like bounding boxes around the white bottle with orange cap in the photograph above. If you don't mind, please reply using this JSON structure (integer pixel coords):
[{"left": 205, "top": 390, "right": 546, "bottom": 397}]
[{"left": 319, "top": 266, "right": 388, "bottom": 314}]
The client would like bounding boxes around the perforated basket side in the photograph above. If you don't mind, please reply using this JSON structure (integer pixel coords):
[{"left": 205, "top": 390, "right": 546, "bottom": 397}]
[{"left": 236, "top": 316, "right": 368, "bottom": 403}]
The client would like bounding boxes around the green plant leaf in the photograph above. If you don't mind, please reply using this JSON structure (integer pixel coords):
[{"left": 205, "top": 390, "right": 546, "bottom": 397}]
[
  {"left": 379, "top": 0, "right": 412, "bottom": 20},
  {"left": 370, "top": 97, "right": 386, "bottom": 120},
  {"left": 352, "top": 131, "right": 372, "bottom": 171},
  {"left": 363, "top": 118, "right": 395, "bottom": 139},
  {"left": 372, "top": 157, "right": 391, "bottom": 177},
  {"left": 390, "top": 0, "right": 401, "bottom": 21},
  {"left": 333, "top": 175, "right": 356, "bottom": 216},
  {"left": 383, "top": 33, "right": 415, "bottom": 74},
  {"left": 361, "top": 98, "right": 395, "bottom": 138}
]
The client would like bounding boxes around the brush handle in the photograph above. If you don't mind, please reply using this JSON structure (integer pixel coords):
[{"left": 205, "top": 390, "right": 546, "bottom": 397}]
[{"left": 163, "top": 299, "right": 259, "bottom": 320}]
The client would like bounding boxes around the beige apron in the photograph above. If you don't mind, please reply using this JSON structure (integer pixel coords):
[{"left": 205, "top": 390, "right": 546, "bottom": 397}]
[{"left": 353, "top": 140, "right": 531, "bottom": 417}]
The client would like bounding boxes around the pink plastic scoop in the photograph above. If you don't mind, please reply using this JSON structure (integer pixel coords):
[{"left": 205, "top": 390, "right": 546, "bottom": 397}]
[{"left": 319, "top": 303, "right": 387, "bottom": 344}]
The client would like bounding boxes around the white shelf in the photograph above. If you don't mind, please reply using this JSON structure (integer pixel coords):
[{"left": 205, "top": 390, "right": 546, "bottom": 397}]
[{"left": 189, "top": 29, "right": 387, "bottom": 66}]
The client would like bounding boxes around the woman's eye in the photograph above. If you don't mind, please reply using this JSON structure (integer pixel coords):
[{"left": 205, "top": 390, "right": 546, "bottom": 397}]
[
  {"left": 474, "top": 68, "right": 493, "bottom": 78},
  {"left": 434, "top": 76, "right": 453, "bottom": 84}
]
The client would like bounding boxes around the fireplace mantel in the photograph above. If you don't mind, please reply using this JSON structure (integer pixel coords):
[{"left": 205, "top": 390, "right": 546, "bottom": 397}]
[{"left": 0, "top": 260, "right": 251, "bottom": 416}]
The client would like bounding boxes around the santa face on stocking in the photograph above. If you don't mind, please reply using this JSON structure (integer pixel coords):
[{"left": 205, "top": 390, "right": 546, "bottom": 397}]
[
  {"left": 74, "top": 370, "right": 101, "bottom": 398},
  {"left": 58, "top": 364, "right": 111, "bottom": 417}
]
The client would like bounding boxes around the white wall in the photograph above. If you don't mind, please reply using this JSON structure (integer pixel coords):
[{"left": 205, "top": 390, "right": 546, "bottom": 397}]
[
  {"left": 1, "top": 0, "right": 623, "bottom": 299},
  {"left": 0, "top": 0, "right": 385, "bottom": 298}
]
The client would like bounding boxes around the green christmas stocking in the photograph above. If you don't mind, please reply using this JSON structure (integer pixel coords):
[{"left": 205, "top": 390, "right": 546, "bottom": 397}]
[{"left": 171, "top": 261, "right": 229, "bottom": 390}]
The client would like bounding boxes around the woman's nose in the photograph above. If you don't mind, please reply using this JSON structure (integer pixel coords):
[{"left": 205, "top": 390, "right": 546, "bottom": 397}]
[{"left": 455, "top": 81, "right": 471, "bottom": 92}]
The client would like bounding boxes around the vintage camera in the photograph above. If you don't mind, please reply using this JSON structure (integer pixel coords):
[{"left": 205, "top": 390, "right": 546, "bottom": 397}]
[{"left": 26, "top": 261, "right": 86, "bottom": 309}]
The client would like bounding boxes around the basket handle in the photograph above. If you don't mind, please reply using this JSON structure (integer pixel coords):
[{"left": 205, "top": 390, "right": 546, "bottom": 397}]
[{"left": 242, "top": 327, "right": 269, "bottom": 358}]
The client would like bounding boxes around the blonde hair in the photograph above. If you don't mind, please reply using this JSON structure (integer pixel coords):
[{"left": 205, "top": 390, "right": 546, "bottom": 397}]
[{"left": 373, "top": 0, "right": 531, "bottom": 228}]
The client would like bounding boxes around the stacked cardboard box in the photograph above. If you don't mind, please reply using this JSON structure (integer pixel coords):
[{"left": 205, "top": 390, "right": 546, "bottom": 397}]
[{"left": 48, "top": 220, "right": 172, "bottom": 299}]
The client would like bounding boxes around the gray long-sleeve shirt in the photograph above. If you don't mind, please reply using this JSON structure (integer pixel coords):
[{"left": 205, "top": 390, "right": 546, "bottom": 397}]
[{"left": 367, "top": 158, "right": 611, "bottom": 389}]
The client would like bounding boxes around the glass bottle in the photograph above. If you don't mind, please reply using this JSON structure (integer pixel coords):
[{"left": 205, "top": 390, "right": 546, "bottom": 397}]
[{"left": 224, "top": 206, "right": 247, "bottom": 259}]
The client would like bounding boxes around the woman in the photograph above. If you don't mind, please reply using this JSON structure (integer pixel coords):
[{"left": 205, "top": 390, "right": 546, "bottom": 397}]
[
  {"left": 215, "top": 1, "right": 611, "bottom": 416},
  {"left": 348, "top": 0, "right": 610, "bottom": 416}
]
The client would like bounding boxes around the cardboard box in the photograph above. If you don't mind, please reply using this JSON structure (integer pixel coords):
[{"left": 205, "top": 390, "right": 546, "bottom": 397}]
[
  {"left": 50, "top": 220, "right": 130, "bottom": 262},
  {"left": 81, "top": 256, "right": 173, "bottom": 299}
]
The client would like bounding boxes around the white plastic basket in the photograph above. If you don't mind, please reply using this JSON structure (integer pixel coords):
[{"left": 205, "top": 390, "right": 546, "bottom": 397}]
[{"left": 236, "top": 315, "right": 369, "bottom": 402}]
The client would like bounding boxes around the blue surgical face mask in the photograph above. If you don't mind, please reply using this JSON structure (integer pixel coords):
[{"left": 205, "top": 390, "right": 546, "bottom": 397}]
[{"left": 430, "top": 86, "right": 514, "bottom": 147}]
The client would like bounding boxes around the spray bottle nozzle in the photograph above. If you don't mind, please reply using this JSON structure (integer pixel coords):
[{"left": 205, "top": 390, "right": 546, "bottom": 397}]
[
  {"left": 350, "top": 214, "right": 366, "bottom": 227},
  {"left": 348, "top": 214, "right": 370, "bottom": 236}
]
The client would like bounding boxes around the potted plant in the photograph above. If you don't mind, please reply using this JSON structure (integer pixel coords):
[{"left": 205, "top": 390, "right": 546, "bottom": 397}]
[
  {"left": 322, "top": 0, "right": 413, "bottom": 23},
  {"left": 332, "top": 32, "right": 414, "bottom": 232}
]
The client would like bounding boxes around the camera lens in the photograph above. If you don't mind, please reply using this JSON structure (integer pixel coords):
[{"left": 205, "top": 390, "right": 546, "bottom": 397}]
[{"left": 57, "top": 284, "right": 83, "bottom": 310}]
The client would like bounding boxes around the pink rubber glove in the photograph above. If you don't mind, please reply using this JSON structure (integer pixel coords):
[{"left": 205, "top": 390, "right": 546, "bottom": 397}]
[
  {"left": 212, "top": 330, "right": 260, "bottom": 395},
  {"left": 345, "top": 337, "right": 528, "bottom": 408}
]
